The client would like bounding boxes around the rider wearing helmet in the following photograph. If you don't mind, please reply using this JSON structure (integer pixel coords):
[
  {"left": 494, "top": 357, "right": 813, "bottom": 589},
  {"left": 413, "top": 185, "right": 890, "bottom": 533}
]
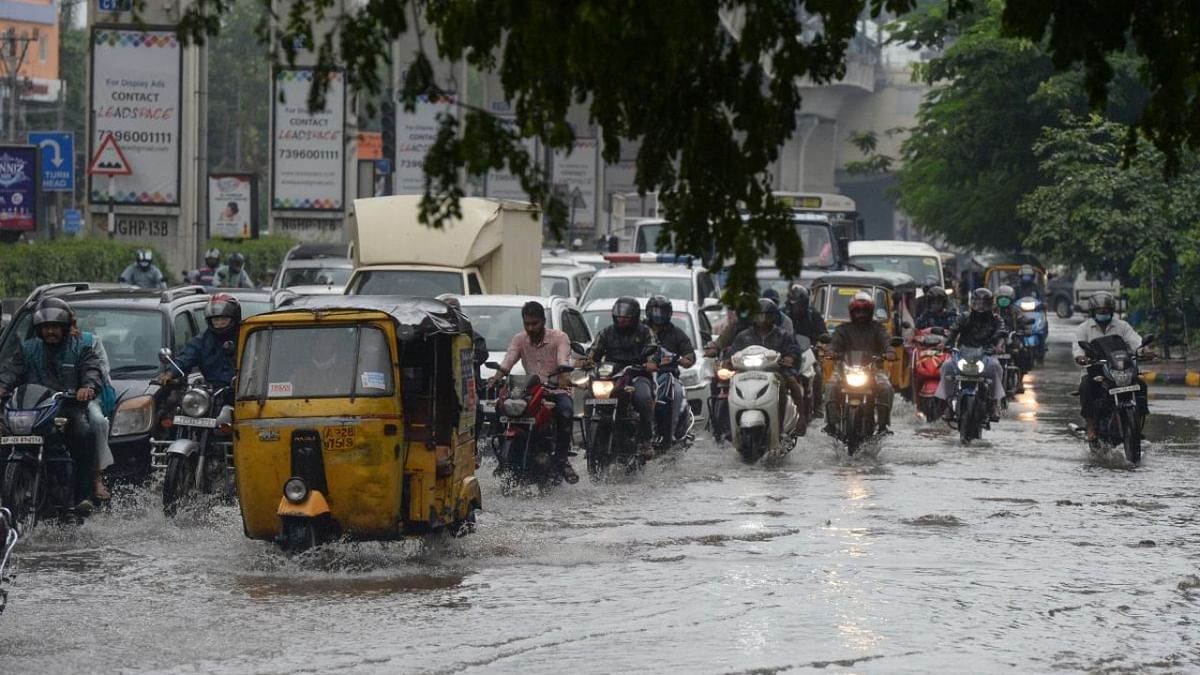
[
  {"left": 584, "top": 297, "right": 659, "bottom": 458},
  {"left": 916, "top": 286, "right": 959, "bottom": 331},
  {"left": 119, "top": 249, "right": 167, "bottom": 289},
  {"left": 0, "top": 298, "right": 104, "bottom": 510},
  {"left": 1017, "top": 264, "right": 1042, "bottom": 300},
  {"left": 783, "top": 284, "right": 826, "bottom": 344},
  {"left": 823, "top": 292, "right": 895, "bottom": 435},
  {"left": 189, "top": 248, "right": 222, "bottom": 287},
  {"left": 731, "top": 298, "right": 808, "bottom": 433},
  {"left": 216, "top": 252, "right": 255, "bottom": 289},
  {"left": 935, "top": 287, "right": 1006, "bottom": 422},
  {"left": 157, "top": 294, "right": 242, "bottom": 387},
  {"left": 1072, "top": 291, "right": 1147, "bottom": 442},
  {"left": 761, "top": 288, "right": 794, "bottom": 333},
  {"left": 646, "top": 295, "right": 697, "bottom": 446},
  {"left": 706, "top": 292, "right": 759, "bottom": 357},
  {"left": 994, "top": 284, "right": 1033, "bottom": 333}
]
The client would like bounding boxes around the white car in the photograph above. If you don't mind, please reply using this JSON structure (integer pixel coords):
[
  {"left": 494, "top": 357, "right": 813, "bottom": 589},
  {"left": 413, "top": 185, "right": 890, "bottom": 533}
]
[
  {"left": 455, "top": 295, "right": 593, "bottom": 381},
  {"left": 273, "top": 243, "right": 354, "bottom": 295},
  {"left": 578, "top": 257, "right": 723, "bottom": 325},
  {"left": 848, "top": 240, "right": 945, "bottom": 295},
  {"left": 541, "top": 266, "right": 595, "bottom": 301},
  {"left": 580, "top": 297, "right": 714, "bottom": 420}
]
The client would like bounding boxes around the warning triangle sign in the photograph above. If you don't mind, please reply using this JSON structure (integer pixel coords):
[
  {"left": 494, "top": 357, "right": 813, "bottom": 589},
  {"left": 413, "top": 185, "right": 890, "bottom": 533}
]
[{"left": 87, "top": 134, "right": 133, "bottom": 176}]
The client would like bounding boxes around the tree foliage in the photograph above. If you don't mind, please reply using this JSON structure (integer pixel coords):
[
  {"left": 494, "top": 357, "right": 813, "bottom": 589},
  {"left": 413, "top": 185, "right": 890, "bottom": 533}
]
[{"left": 176, "top": 0, "right": 975, "bottom": 296}]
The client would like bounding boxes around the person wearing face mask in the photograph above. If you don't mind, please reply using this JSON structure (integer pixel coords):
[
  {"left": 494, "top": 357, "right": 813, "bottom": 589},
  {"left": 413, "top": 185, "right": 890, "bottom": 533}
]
[
  {"left": 1072, "top": 291, "right": 1147, "bottom": 442},
  {"left": 156, "top": 294, "right": 241, "bottom": 388},
  {"left": 916, "top": 286, "right": 959, "bottom": 331},
  {"left": 119, "top": 249, "right": 167, "bottom": 289}
]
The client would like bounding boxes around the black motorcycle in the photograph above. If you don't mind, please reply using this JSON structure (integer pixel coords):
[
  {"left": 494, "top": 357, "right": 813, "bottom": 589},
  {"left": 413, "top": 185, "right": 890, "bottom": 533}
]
[
  {"left": 0, "top": 385, "right": 90, "bottom": 530},
  {"left": 0, "top": 506, "right": 16, "bottom": 616},
  {"left": 1077, "top": 334, "right": 1154, "bottom": 464},
  {"left": 998, "top": 331, "right": 1025, "bottom": 405},
  {"left": 948, "top": 345, "right": 994, "bottom": 444},
  {"left": 705, "top": 343, "right": 733, "bottom": 444},
  {"left": 578, "top": 345, "right": 657, "bottom": 477}
]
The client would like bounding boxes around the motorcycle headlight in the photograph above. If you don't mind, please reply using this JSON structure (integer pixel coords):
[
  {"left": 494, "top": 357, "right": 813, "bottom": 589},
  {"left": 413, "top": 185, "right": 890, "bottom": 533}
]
[
  {"left": 845, "top": 369, "right": 869, "bottom": 389},
  {"left": 591, "top": 380, "right": 615, "bottom": 399},
  {"left": 111, "top": 395, "right": 154, "bottom": 436},
  {"left": 1019, "top": 300, "right": 1037, "bottom": 312},
  {"left": 960, "top": 360, "right": 983, "bottom": 376},
  {"left": 180, "top": 388, "right": 211, "bottom": 418},
  {"left": 732, "top": 349, "right": 779, "bottom": 370},
  {"left": 283, "top": 477, "right": 309, "bottom": 504},
  {"left": 717, "top": 368, "right": 735, "bottom": 381},
  {"left": 957, "top": 359, "right": 968, "bottom": 371},
  {"left": 597, "top": 363, "right": 615, "bottom": 378},
  {"left": 6, "top": 410, "right": 36, "bottom": 435},
  {"left": 1112, "top": 369, "right": 1134, "bottom": 387},
  {"left": 501, "top": 398, "right": 528, "bottom": 417}
]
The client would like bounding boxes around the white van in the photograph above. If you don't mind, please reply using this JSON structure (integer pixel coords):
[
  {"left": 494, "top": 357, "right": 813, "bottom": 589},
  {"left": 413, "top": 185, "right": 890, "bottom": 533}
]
[{"left": 848, "top": 240, "right": 945, "bottom": 295}]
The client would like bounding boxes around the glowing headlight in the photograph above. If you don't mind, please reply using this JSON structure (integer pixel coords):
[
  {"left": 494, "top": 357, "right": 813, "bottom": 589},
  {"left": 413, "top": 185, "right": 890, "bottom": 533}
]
[
  {"left": 180, "top": 388, "right": 211, "bottom": 418},
  {"left": 743, "top": 355, "right": 766, "bottom": 368},
  {"left": 111, "top": 395, "right": 154, "bottom": 436},
  {"left": 501, "top": 398, "right": 528, "bottom": 417},
  {"left": 960, "top": 360, "right": 983, "bottom": 376},
  {"left": 845, "top": 370, "right": 869, "bottom": 388},
  {"left": 717, "top": 368, "right": 735, "bottom": 381},
  {"left": 957, "top": 359, "right": 968, "bottom": 371},
  {"left": 283, "top": 477, "right": 308, "bottom": 504},
  {"left": 1019, "top": 300, "right": 1037, "bottom": 311},
  {"left": 591, "top": 380, "right": 615, "bottom": 399}
]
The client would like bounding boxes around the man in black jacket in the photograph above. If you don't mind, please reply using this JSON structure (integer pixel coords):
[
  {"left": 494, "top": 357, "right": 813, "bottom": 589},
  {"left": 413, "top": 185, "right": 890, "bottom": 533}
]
[
  {"left": 935, "top": 288, "right": 1006, "bottom": 421},
  {"left": 584, "top": 297, "right": 658, "bottom": 458},
  {"left": 645, "top": 295, "right": 695, "bottom": 444},
  {"left": 731, "top": 299, "right": 807, "bottom": 434},
  {"left": 822, "top": 293, "right": 895, "bottom": 434}
]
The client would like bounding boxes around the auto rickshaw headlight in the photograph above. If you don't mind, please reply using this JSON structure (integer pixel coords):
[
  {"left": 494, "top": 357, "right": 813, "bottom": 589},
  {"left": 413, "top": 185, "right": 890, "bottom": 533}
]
[
  {"left": 501, "top": 399, "right": 528, "bottom": 417},
  {"left": 591, "top": 380, "right": 615, "bottom": 399},
  {"left": 283, "top": 477, "right": 309, "bottom": 504},
  {"left": 180, "top": 388, "right": 211, "bottom": 418}
]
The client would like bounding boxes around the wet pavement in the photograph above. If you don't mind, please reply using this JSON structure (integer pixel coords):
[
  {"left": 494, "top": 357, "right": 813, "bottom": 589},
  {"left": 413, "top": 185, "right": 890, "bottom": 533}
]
[{"left": 1, "top": 317, "right": 1198, "bottom": 674}]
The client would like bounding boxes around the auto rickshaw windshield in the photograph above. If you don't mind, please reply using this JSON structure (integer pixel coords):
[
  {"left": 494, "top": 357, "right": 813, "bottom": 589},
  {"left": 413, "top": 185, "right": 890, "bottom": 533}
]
[
  {"left": 826, "top": 286, "right": 885, "bottom": 321},
  {"left": 237, "top": 324, "right": 394, "bottom": 399}
]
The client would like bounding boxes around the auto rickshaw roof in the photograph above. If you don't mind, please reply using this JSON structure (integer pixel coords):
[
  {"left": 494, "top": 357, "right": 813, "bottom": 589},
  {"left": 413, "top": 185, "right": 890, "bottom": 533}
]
[
  {"left": 809, "top": 271, "right": 916, "bottom": 291},
  {"left": 976, "top": 252, "right": 1045, "bottom": 271},
  {"left": 253, "top": 295, "right": 468, "bottom": 337}
]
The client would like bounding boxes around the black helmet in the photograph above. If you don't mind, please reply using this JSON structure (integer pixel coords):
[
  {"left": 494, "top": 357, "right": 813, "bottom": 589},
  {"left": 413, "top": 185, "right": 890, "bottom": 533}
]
[
  {"left": 926, "top": 286, "right": 948, "bottom": 310},
  {"left": 32, "top": 298, "right": 73, "bottom": 331},
  {"left": 646, "top": 295, "right": 673, "bottom": 327},
  {"left": 969, "top": 287, "right": 994, "bottom": 313},
  {"left": 136, "top": 249, "right": 153, "bottom": 268},
  {"left": 205, "top": 293, "right": 242, "bottom": 333},
  {"left": 996, "top": 284, "right": 1015, "bottom": 309},
  {"left": 762, "top": 288, "right": 781, "bottom": 305},
  {"left": 1090, "top": 291, "right": 1116, "bottom": 321},
  {"left": 612, "top": 296, "right": 641, "bottom": 332},
  {"left": 228, "top": 252, "right": 246, "bottom": 270},
  {"left": 754, "top": 298, "right": 779, "bottom": 330}
]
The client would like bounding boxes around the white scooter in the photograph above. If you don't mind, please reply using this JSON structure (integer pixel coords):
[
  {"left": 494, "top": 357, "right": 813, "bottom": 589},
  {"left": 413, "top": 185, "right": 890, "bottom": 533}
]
[{"left": 726, "top": 345, "right": 801, "bottom": 464}]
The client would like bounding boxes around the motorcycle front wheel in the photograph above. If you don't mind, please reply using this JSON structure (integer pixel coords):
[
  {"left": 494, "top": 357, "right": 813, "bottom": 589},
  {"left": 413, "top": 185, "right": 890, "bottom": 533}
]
[
  {"left": 738, "top": 426, "right": 766, "bottom": 464},
  {"left": 162, "top": 454, "right": 195, "bottom": 516},
  {"left": 586, "top": 421, "right": 614, "bottom": 478},
  {"left": 1121, "top": 408, "right": 1142, "bottom": 465},
  {"left": 845, "top": 406, "right": 863, "bottom": 456},
  {"left": 2, "top": 460, "right": 40, "bottom": 532},
  {"left": 958, "top": 393, "right": 979, "bottom": 444}
]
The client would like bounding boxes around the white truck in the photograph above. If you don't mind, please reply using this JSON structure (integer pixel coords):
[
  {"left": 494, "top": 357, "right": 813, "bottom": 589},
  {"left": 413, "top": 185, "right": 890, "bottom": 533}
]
[{"left": 345, "top": 196, "right": 543, "bottom": 296}]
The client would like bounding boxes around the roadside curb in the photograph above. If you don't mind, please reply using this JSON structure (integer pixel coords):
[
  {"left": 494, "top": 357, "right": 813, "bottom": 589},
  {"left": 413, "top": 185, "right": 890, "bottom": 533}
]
[{"left": 1142, "top": 371, "right": 1200, "bottom": 387}]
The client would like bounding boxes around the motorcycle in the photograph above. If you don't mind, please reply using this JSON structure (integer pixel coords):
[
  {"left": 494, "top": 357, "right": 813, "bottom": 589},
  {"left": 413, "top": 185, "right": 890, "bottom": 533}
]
[
  {"left": 577, "top": 345, "right": 657, "bottom": 477},
  {"left": 911, "top": 328, "right": 950, "bottom": 422},
  {"left": 652, "top": 350, "right": 695, "bottom": 453},
  {"left": 726, "top": 345, "right": 802, "bottom": 463},
  {"left": 0, "top": 385, "right": 90, "bottom": 530},
  {"left": 475, "top": 376, "right": 506, "bottom": 461},
  {"left": 705, "top": 342, "right": 733, "bottom": 444},
  {"left": 489, "top": 363, "right": 575, "bottom": 486},
  {"left": 1017, "top": 296, "right": 1049, "bottom": 366},
  {"left": 0, "top": 506, "right": 16, "bottom": 616},
  {"left": 997, "top": 331, "right": 1026, "bottom": 405},
  {"left": 1075, "top": 334, "right": 1154, "bottom": 464},
  {"left": 823, "top": 341, "right": 901, "bottom": 456},
  {"left": 150, "top": 349, "right": 234, "bottom": 515},
  {"left": 948, "top": 345, "right": 995, "bottom": 444}
]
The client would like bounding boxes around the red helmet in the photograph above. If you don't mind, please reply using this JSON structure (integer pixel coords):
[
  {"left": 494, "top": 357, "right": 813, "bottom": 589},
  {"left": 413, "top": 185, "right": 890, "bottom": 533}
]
[
  {"left": 205, "top": 293, "right": 242, "bottom": 327},
  {"left": 848, "top": 292, "right": 874, "bottom": 323}
]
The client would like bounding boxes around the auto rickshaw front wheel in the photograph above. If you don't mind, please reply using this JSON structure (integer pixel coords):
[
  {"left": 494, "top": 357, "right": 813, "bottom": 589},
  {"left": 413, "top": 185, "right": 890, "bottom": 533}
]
[{"left": 278, "top": 516, "right": 324, "bottom": 552}]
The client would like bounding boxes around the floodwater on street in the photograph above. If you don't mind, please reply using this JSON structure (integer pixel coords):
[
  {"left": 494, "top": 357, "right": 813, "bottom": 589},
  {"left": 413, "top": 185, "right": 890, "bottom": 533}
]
[{"left": 1, "top": 317, "right": 1198, "bottom": 674}]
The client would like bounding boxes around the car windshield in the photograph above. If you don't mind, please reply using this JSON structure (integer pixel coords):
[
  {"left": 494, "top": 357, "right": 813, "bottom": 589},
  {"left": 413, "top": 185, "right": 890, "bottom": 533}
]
[
  {"left": 582, "top": 310, "right": 692, "bottom": 339},
  {"left": 760, "top": 222, "right": 836, "bottom": 268},
  {"left": 458, "top": 305, "right": 526, "bottom": 352},
  {"left": 237, "top": 325, "right": 393, "bottom": 399},
  {"left": 851, "top": 254, "right": 940, "bottom": 285},
  {"left": 350, "top": 270, "right": 463, "bottom": 296},
  {"left": 74, "top": 308, "right": 164, "bottom": 374},
  {"left": 582, "top": 276, "right": 693, "bottom": 304},
  {"left": 280, "top": 266, "right": 352, "bottom": 288},
  {"left": 635, "top": 223, "right": 674, "bottom": 253},
  {"left": 541, "top": 276, "right": 570, "bottom": 297}
]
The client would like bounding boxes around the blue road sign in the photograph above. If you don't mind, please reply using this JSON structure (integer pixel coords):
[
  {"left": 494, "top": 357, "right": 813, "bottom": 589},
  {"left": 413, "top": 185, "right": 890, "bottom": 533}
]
[
  {"left": 28, "top": 132, "right": 74, "bottom": 192},
  {"left": 63, "top": 209, "right": 83, "bottom": 234},
  {"left": 374, "top": 159, "right": 392, "bottom": 174},
  {"left": 97, "top": 0, "right": 132, "bottom": 11}
]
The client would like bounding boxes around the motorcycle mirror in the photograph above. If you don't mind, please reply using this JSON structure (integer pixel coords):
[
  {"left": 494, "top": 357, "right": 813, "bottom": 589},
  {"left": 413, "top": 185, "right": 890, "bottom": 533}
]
[
  {"left": 817, "top": 333, "right": 832, "bottom": 344},
  {"left": 570, "top": 342, "right": 586, "bottom": 355},
  {"left": 888, "top": 336, "right": 905, "bottom": 348},
  {"left": 484, "top": 361, "right": 501, "bottom": 370},
  {"left": 158, "top": 347, "right": 173, "bottom": 364},
  {"left": 1141, "top": 334, "right": 1156, "bottom": 347}
]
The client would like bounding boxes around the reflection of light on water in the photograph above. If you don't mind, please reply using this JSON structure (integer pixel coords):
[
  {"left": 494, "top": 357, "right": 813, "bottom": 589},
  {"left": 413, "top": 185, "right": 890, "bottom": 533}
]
[
  {"left": 811, "top": 474, "right": 884, "bottom": 652},
  {"left": 1014, "top": 379, "right": 1039, "bottom": 422}
]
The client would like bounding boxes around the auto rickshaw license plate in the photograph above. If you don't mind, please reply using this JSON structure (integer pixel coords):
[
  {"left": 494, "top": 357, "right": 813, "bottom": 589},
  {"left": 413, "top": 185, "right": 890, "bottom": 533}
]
[
  {"left": 174, "top": 415, "right": 217, "bottom": 428},
  {"left": 0, "top": 435, "right": 41, "bottom": 445},
  {"left": 322, "top": 426, "right": 356, "bottom": 450}
]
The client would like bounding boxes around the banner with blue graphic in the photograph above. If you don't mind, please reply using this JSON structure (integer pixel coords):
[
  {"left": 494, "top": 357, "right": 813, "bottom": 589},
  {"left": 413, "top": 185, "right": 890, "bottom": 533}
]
[{"left": 0, "top": 145, "right": 39, "bottom": 232}]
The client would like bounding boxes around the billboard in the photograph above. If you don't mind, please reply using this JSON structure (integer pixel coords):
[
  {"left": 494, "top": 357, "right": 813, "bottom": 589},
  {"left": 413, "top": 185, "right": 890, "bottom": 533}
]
[
  {"left": 88, "top": 27, "right": 182, "bottom": 206},
  {"left": 394, "top": 95, "right": 456, "bottom": 195},
  {"left": 0, "top": 146, "right": 38, "bottom": 231},
  {"left": 209, "top": 173, "right": 257, "bottom": 239},
  {"left": 272, "top": 69, "right": 346, "bottom": 211},
  {"left": 552, "top": 138, "right": 599, "bottom": 231}
]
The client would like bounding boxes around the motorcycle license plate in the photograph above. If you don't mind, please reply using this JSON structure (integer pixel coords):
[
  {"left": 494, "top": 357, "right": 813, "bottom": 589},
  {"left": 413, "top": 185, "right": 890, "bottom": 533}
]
[
  {"left": 1109, "top": 385, "right": 1140, "bottom": 395},
  {"left": 0, "top": 435, "right": 41, "bottom": 445},
  {"left": 173, "top": 415, "right": 217, "bottom": 428},
  {"left": 996, "top": 353, "right": 1011, "bottom": 360},
  {"left": 587, "top": 399, "right": 617, "bottom": 405}
]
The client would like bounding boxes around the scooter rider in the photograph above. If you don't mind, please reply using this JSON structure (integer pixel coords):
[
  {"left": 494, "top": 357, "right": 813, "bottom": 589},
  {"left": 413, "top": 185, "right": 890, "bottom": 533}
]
[
  {"left": 645, "top": 295, "right": 696, "bottom": 443},
  {"left": 761, "top": 288, "right": 794, "bottom": 333},
  {"left": 1017, "top": 264, "right": 1042, "bottom": 300},
  {"left": 822, "top": 292, "right": 895, "bottom": 435},
  {"left": 188, "top": 248, "right": 222, "bottom": 287},
  {"left": 488, "top": 301, "right": 580, "bottom": 484},
  {"left": 706, "top": 292, "right": 758, "bottom": 358},
  {"left": 0, "top": 299, "right": 103, "bottom": 511},
  {"left": 784, "top": 284, "right": 827, "bottom": 416},
  {"left": 156, "top": 294, "right": 241, "bottom": 388},
  {"left": 216, "top": 253, "right": 255, "bottom": 289},
  {"left": 935, "top": 288, "right": 1006, "bottom": 422},
  {"left": 582, "top": 297, "right": 659, "bottom": 460},
  {"left": 119, "top": 249, "right": 167, "bottom": 289},
  {"left": 1072, "top": 291, "right": 1148, "bottom": 443},
  {"left": 731, "top": 298, "right": 807, "bottom": 433},
  {"left": 916, "top": 286, "right": 958, "bottom": 330}
]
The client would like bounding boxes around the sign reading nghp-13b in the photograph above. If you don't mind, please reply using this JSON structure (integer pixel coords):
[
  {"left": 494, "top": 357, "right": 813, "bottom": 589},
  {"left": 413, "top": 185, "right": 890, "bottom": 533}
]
[{"left": 88, "top": 27, "right": 182, "bottom": 206}]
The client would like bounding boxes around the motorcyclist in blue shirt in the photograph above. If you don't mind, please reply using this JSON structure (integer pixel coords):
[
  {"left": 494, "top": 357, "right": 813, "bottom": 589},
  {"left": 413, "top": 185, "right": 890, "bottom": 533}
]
[{"left": 156, "top": 294, "right": 240, "bottom": 387}]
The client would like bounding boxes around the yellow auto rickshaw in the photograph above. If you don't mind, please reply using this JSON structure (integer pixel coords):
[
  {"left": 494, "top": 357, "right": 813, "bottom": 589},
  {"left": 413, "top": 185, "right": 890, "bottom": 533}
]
[
  {"left": 233, "top": 296, "right": 481, "bottom": 550},
  {"left": 809, "top": 271, "right": 916, "bottom": 390},
  {"left": 980, "top": 254, "right": 1046, "bottom": 296}
]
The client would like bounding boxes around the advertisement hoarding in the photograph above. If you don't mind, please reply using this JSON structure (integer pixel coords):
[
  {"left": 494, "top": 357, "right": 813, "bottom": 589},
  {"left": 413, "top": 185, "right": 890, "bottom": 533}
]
[
  {"left": 394, "top": 95, "right": 456, "bottom": 195},
  {"left": 209, "top": 173, "right": 257, "bottom": 239},
  {"left": 272, "top": 69, "right": 346, "bottom": 211},
  {"left": 0, "top": 145, "right": 38, "bottom": 231},
  {"left": 552, "top": 138, "right": 598, "bottom": 231},
  {"left": 88, "top": 27, "right": 182, "bottom": 206}
]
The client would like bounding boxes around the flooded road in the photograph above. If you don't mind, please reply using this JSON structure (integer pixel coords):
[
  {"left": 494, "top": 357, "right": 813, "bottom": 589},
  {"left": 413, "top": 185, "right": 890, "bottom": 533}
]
[{"left": 2, "top": 317, "right": 1198, "bottom": 674}]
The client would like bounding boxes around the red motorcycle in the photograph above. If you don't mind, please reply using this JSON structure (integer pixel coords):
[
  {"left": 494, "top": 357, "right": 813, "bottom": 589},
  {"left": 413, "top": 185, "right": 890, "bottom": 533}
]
[
  {"left": 911, "top": 327, "right": 950, "bottom": 422},
  {"left": 490, "top": 363, "right": 575, "bottom": 486}
]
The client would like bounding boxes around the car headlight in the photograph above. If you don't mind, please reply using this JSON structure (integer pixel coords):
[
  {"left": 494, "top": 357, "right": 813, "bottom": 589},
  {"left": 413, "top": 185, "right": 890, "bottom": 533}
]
[
  {"left": 845, "top": 370, "right": 869, "bottom": 388},
  {"left": 717, "top": 368, "right": 735, "bottom": 381},
  {"left": 1019, "top": 300, "right": 1037, "bottom": 311},
  {"left": 591, "top": 380, "right": 615, "bottom": 399},
  {"left": 283, "top": 477, "right": 309, "bottom": 504},
  {"left": 180, "top": 388, "right": 211, "bottom": 418},
  {"left": 501, "top": 398, "right": 528, "bottom": 417},
  {"left": 111, "top": 395, "right": 154, "bottom": 436}
]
